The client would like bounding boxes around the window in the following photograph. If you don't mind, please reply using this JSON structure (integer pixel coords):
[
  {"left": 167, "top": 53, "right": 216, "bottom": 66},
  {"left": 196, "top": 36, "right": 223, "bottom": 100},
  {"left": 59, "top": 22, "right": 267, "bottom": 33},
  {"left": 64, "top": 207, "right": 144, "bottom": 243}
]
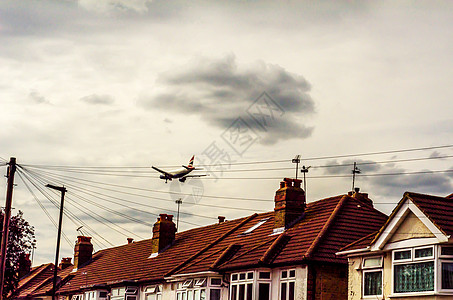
[
  {"left": 279, "top": 269, "right": 295, "bottom": 300},
  {"left": 144, "top": 285, "right": 162, "bottom": 300},
  {"left": 240, "top": 218, "right": 269, "bottom": 235},
  {"left": 178, "top": 277, "right": 220, "bottom": 300},
  {"left": 230, "top": 270, "right": 271, "bottom": 300},
  {"left": 362, "top": 256, "right": 383, "bottom": 298},
  {"left": 393, "top": 247, "right": 435, "bottom": 294}
]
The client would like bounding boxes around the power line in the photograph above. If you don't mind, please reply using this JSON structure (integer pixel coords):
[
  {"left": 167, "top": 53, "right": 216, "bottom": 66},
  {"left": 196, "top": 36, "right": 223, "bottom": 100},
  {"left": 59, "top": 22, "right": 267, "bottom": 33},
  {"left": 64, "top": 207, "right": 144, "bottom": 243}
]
[
  {"left": 17, "top": 168, "right": 111, "bottom": 249},
  {"left": 18, "top": 144, "right": 453, "bottom": 169}
]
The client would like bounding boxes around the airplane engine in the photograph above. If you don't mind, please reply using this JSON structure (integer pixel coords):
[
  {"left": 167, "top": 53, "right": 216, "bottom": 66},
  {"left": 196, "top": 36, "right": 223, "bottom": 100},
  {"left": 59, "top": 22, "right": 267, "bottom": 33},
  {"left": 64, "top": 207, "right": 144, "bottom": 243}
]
[{"left": 179, "top": 177, "right": 187, "bottom": 183}]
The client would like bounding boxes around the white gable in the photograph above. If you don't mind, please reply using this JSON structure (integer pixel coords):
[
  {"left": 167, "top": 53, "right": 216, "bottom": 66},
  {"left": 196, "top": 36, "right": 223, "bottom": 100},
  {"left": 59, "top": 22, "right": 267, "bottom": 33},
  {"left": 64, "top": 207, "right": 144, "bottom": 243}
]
[{"left": 371, "top": 198, "right": 448, "bottom": 251}]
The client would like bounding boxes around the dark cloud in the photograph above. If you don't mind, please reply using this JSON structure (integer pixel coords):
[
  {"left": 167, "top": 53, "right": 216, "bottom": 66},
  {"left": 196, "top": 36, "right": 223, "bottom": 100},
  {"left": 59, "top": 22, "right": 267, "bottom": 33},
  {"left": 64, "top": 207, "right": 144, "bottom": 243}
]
[
  {"left": 138, "top": 55, "right": 315, "bottom": 144},
  {"left": 324, "top": 158, "right": 453, "bottom": 197},
  {"left": 322, "top": 159, "right": 381, "bottom": 175},
  {"left": 28, "top": 90, "right": 49, "bottom": 104},
  {"left": 80, "top": 94, "right": 115, "bottom": 105}
]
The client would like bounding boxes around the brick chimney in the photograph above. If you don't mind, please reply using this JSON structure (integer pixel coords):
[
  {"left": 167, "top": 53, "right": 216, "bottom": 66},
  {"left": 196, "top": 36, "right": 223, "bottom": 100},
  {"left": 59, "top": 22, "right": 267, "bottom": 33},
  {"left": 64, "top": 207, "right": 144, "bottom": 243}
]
[
  {"left": 350, "top": 188, "right": 373, "bottom": 207},
  {"left": 73, "top": 236, "right": 93, "bottom": 269},
  {"left": 59, "top": 257, "right": 73, "bottom": 270},
  {"left": 151, "top": 214, "right": 176, "bottom": 254},
  {"left": 274, "top": 178, "right": 306, "bottom": 230}
]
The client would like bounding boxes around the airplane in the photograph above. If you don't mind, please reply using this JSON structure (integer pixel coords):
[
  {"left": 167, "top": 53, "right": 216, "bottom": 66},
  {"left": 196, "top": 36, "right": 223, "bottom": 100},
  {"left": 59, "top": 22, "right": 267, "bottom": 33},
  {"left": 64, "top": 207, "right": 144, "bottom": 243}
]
[{"left": 152, "top": 155, "right": 207, "bottom": 183}]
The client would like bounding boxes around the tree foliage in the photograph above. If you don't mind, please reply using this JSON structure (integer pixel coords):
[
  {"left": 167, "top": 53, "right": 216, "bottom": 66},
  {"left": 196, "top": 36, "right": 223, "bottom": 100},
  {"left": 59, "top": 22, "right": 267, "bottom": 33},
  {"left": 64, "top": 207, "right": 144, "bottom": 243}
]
[{"left": 0, "top": 210, "right": 35, "bottom": 296}]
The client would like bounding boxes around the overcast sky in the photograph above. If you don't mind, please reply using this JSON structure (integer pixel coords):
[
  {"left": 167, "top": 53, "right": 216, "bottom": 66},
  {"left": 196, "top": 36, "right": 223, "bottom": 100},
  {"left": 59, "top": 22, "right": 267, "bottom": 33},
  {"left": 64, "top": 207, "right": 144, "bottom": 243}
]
[{"left": 1, "top": 0, "right": 453, "bottom": 266}]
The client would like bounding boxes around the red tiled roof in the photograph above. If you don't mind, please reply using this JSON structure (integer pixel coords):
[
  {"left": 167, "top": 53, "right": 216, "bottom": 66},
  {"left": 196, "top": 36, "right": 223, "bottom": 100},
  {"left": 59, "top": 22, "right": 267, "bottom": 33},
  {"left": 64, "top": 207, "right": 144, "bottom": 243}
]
[
  {"left": 51, "top": 192, "right": 386, "bottom": 295},
  {"left": 13, "top": 263, "right": 54, "bottom": 298},
  {"left": 406, "top": 192, "right": 453, "bottom": 236},
  {"left": 340, "top": 191, "right": 453, "bottom": 254}
]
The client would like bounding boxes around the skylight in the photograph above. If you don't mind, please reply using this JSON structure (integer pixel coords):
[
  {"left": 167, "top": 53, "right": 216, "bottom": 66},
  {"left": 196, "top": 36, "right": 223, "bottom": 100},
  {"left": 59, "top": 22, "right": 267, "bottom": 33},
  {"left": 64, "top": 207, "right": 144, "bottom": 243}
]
[{"left": 241, "top": 218, "right": 269, "bottom": 235}]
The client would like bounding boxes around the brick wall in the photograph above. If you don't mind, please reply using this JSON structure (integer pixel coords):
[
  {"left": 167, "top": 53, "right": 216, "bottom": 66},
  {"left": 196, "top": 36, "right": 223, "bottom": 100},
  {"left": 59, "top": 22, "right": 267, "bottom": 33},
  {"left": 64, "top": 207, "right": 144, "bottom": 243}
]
[{"left": 309, "top": 263, "right": 348, "bottom": 300}]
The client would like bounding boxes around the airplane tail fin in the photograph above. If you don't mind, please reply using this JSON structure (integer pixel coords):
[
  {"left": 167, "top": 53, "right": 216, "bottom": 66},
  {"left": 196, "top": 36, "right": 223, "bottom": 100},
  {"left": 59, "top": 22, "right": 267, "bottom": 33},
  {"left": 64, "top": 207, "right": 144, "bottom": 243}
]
[{"left": 188, "top": 155, "right": 195, "bottom": 168}]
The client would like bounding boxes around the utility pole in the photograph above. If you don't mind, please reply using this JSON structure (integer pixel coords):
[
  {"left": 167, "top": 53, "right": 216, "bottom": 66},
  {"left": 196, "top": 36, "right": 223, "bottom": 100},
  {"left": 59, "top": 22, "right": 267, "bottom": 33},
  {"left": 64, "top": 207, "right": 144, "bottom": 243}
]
[
  {"left": 45, "top": 184, "right": 67, "bottom": 300},
  {"left": 0, "top": 157, "right": 16, "bottom": 300},
  {"left": 292, "top": 155, "right": 301, "bottom": 179},
  {"left": 352, "top": 162, "right": 361, "bottom": 191},
  {"left": 175, "top": 198, "right": 182, "bottom": 232}
]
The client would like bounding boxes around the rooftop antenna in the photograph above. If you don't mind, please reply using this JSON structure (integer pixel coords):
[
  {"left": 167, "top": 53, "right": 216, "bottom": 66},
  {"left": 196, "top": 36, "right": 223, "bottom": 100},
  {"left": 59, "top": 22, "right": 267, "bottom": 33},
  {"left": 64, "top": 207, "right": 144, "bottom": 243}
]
[
  {"left": 301, "top": 165, "right": 311, "bottom": 198},
  {"left": 292, "top": 155, "right": 301, "bottom": 179},
  {"left": 76, "top": 225, "right": 85, "bottom": 236},
  {"left": 352, "top": 162, "right": 361, "bottom": 191},
  {"left": 175, "top": 198, "right": 182, "bottom": 232}
]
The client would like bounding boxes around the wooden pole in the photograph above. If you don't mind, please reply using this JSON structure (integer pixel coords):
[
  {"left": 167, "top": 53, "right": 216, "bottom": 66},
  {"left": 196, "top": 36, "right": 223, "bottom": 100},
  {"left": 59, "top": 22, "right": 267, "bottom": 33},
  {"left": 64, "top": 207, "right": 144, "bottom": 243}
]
[{"left": 0, "top": 157, "right": 16, "bottom": 299}]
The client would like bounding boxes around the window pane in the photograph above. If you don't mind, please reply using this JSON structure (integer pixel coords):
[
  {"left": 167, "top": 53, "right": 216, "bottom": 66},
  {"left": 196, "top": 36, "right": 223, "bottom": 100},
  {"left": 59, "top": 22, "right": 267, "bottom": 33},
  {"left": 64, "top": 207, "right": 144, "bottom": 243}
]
[
  {"left": 259, "top": 272, "right": 271, "bottom": 279},
  {"left": 364, "top": 271, "right": 382, "bottom": 296},
  {"left": 289, "top": 270, "right": 296, "bottom": 278},
  {"left": 200, "top": 289, "right": 206, "bottom": 300},
  {"left": 211, "top": 278, "right": 222, "bottom": 286},
  {"left": 247, "top": 272, "right": 254, "bottom": 280},
  {"left": 231, "top": 286, "right": 237, "bottom": 300},
  {"left": 288, "top": 282, "right": 295, "bottom": 300},
  {"left": 232, "top": 274, "right": 238, "bottom": 281},
  {"left": 210, "top": 289, "right": 221, "bottom": 300},
  {"left": 415, "top": 247, "right": 433, "bottom": 258},
  {"left": 239, "top": 284, "right": 245, "bottom": 300},
  {"left": 258, "top": 283, "right": 270, "bottom": 300},
  {"left": 194, "top": 290, "right": 200, "bottom": 300},
  {"left": 394, "top": 262, "right": 434, "bottom": 293},
  {"left": 280, "top": 282, "right": 287, "bottom": 300},
  {"left": 394, "top": 250, "right": 411, "bottom": 260},
  {"left": 442, "top": 247, "right": 453, "bottom": 256},
  {"left": 363, "top": 257, "right": 382, "bottom": 268},
  {"left": 442, "top": 262, "right": 453, "bottom": 289},
  {"left": 240, "top": 273, "right": 246, "bottom": 280},
  {"left": 282, "top": 270, "right": 288, "bottom": 279},
  {"left": 247, "top": 283, "right": 253, "bottom": 300}
]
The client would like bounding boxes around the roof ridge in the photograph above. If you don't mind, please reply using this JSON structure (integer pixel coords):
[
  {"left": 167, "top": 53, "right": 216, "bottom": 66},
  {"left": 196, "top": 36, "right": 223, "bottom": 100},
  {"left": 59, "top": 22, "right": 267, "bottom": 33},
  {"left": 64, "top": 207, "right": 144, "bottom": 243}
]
[
  {"left": 15, "top": 263, "right": 54, "bottom": 295},
  {"left": 165, "top": 213, "right": 258, "bottom": 277},
  {"left": 305, "top": 195, "right": 348, "bottom": 259},
  {"left": 259, "top": 233, "right": 291, "bottom": 265},
  {"left": 217, "top": 236, "right": 276, "bottom": 270},
  {"left": 339, "top": 231, "right": 379, "bottom": 252}
]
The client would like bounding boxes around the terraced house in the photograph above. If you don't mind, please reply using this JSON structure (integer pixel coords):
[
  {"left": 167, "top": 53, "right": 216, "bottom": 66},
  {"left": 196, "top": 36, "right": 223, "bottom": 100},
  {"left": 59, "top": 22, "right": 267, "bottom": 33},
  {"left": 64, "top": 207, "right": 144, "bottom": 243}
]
[
  {"left": 338, "top": 192, "right": 453, "bottom": 300},
  {"left": 12, "top": 178, "right": 388, "bottom": 300}
]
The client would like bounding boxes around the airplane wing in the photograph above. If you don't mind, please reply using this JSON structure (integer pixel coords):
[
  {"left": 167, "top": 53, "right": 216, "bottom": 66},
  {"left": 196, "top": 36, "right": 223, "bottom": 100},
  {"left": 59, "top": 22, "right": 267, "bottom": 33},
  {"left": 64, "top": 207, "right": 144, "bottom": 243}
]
[
  {"left": 184, "top": 174, "right": 208, "bottom": 178},
  {"left": 152, "top": 166, "right": 173, "bottom": 178}
]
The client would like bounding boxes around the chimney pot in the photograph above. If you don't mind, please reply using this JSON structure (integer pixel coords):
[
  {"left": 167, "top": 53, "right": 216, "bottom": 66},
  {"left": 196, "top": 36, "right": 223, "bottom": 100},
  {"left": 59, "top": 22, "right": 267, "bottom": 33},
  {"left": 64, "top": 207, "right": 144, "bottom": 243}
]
[
  {"left": 280, "top": 181, "right": 285, "bottom": 189},
  {"left": 127, "top": 238, "right": 134, "bottom": 244},
  {"left": 218, "top": 216, "right": 226, "bottom": 223},
  {"left": 354, "top": 187, "right": 360, "bottom": 193},
  {"left": 59, "top": 257, "right": 73, "bottom": 270},
  {"left": 168, "top": 215, "right": 173, "bottom": 222}
]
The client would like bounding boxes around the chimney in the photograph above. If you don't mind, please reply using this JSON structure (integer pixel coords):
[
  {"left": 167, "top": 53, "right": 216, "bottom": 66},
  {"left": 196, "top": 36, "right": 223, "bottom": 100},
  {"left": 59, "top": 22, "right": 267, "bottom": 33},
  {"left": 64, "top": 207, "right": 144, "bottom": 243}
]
[
  {"left": 151, "top": 214, "right": 176, "bottom": 254},
  {"left": 274, "top": 178, "right": 306, "bottom": 230},
  {"left": 18, "top": 253, "right": 31, "bottom": 279},
  {"left": 218, "top": 216, "right": 225, "bottom": 224},
  {"left": 59, "top": 257, "right": 73, "bottom": 270},
  {"left": 351, "top": 188, "right": 373, "bottom": 207},
  {"left": 74, "top": 236, "right": 93, "bottom": 269},
  {"left": 127, "top": 238, "right": 134, "bottom": 244}
]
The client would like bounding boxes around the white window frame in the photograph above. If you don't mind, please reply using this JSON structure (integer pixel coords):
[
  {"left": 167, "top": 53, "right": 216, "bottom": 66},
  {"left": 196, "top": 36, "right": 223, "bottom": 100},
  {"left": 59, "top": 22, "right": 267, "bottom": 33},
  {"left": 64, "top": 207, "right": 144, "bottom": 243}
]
[
  {"left": 361, "top": 256, "right": 383, "bottom": 299},
  {"left": 144, "top": 285, "right": 162, "bottom": 300},
  {"left": 392, "top": 246, "right": 436, "bottom": 295},
  {"left": 230, "top": 269, "right": 272, "bottom": 300},
  {"left": 279, "top": 269, "right": 296, "bottom": 300},
  {"left": 177, "top": 276, "right": 221, "bottom": 300}
]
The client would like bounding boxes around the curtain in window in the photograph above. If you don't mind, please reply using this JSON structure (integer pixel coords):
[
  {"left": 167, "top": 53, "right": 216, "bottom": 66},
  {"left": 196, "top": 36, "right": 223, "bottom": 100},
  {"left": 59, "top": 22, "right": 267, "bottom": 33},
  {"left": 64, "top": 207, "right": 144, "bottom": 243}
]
[
  {"left": 442, "top": 262, "right": 453, "bottom": 289},
  {"left": 394, "top": 262, "right": 434, "bottom": 293},
  {"left": 364, "top": 271, "right": 382, "bottom": 296}
]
